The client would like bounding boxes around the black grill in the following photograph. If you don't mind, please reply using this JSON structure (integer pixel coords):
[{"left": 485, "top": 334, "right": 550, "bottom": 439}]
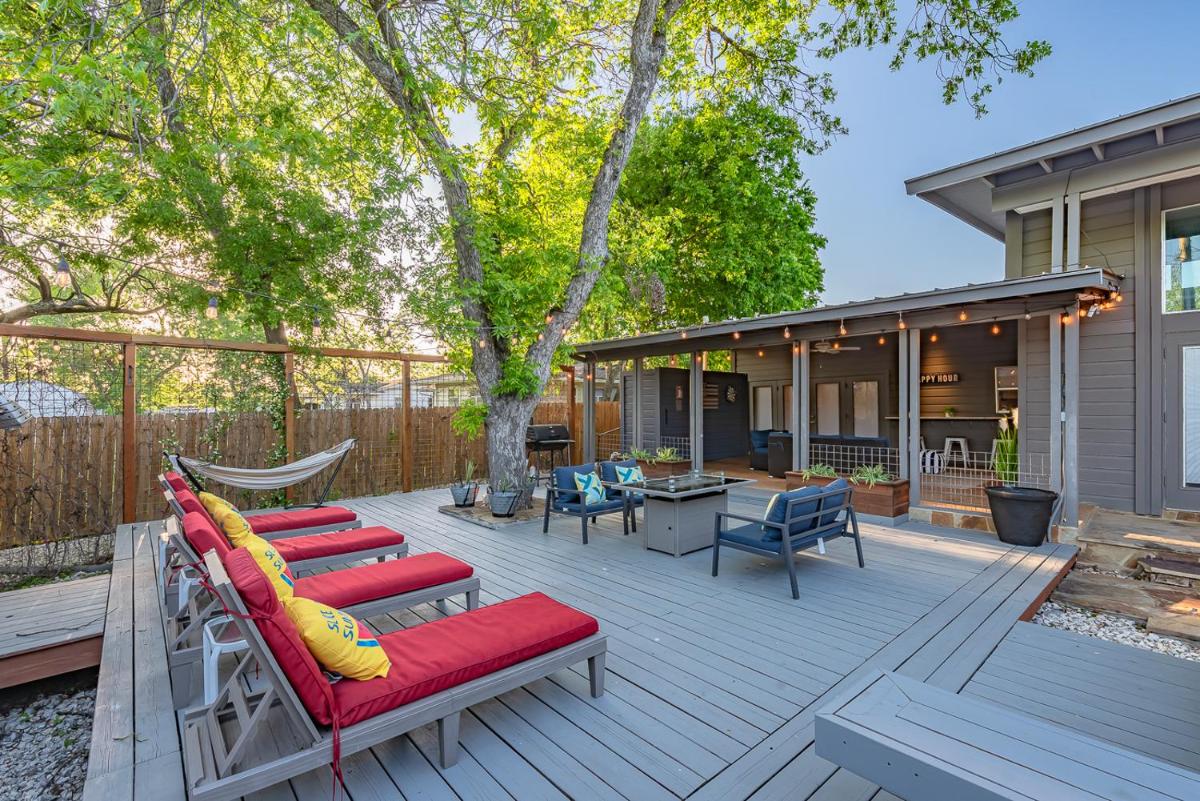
[{"left": 526, "top": 423, "right": 574, "bottom": 483}]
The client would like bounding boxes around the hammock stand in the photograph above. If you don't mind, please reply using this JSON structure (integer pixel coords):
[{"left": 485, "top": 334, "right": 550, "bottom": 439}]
[{"left": 166, "top": 438, "right": 356, "bottom": 509}]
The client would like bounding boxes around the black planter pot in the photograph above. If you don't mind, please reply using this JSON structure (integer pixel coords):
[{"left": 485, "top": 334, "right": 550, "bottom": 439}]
[
  {"left": 985, "top": 485, "right": 1060, "bottom": 546},
  {"left": 488, "top": 489, "right": 522, "bottom": 518},
  {"left": 450, "top": 482, "right": 479, "bottom": 508}
]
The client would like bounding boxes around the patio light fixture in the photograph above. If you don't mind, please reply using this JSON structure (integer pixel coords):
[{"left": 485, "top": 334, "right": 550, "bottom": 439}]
[
  {"left": 1061, "top": 310, "right": 1072, "bottom": 325},
  {"left": 897, "top": 311, "right": 906, "bottom": 330},
  {"left": 838, "top": 319, "right": 847, "bottom": 336},
  {"left": 54, "top": 255, "right": 71, "bottom": 288},
  {"left": 929, "top": 332, "right": 938, "bottom": 343},
  {"left": 991, "top": 320, "right": 1001, "bottom": 335},
  {"left": 732, "top": 330, "right": 741, "bottom": 341},
  {"left": 878, "top": 335, "right": 886, "bottom": 345},
  {"left": 311, "top": 315, "right": 321, "bottom": 338},
  {"left": 783, "top": 326, "right": 791, "bottom": 339},
  {"left": 206, "top": 296, "right": 219, "bottom": 319},
  {"left": 958, "top": 309, "right": 968, "bottom": 322},
  {"left": 757, "top": 349, "right": 764, "bottom": 357}
]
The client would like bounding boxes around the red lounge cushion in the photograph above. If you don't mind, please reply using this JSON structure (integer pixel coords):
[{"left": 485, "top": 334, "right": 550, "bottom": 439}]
[
  {"left": 163, "top": 472, "right": 189, "bottom": 493},
  {"left": 332, "top": 593, "right": 599, "bottom": 726},
  {"left": 180, "top": 511, "right": 231, "bottom": 560},
  {"left": 273, "top": 526, "right": 405, "bottom": 563},
  {"left": 294, "top": 553, "right": 472, "bottom": 609},
  {"left": 247, "top": 506, "right": 357, "bottom": 534},
  {"left": 224, "top": 548, "right": 336, "bottom": 725}
]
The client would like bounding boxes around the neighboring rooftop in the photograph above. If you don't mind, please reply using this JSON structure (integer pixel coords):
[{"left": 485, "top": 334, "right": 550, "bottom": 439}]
[{"left": 906, "top": 92, "right": 1200, "bottom": 238}]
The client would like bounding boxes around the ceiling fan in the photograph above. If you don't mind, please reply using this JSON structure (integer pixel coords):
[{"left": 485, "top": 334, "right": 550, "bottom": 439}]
[{"left": 812, "top": 340, "right": 861, "bottom": 354}]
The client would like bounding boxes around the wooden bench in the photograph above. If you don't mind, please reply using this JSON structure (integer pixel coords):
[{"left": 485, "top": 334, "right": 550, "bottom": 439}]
[{"left": 815, "top": 670, "right": 1200, "bottom": 801}]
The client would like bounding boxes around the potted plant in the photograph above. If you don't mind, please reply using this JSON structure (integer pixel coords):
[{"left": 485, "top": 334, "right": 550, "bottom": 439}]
[
  {"left": 943, "top": 406, "right": 957, "bottom": 418},
  {"left": 848, "top": 464, "right": 910, "bottom": 518},
  {"left": 450, "top": 459, "right": 479, "bottom": 508},
  {"left": 984, "top": 418, "right": 1059, "bottom": 546},
  {"left": 487, "top": 478, "right": 524, "bottom": 518}
]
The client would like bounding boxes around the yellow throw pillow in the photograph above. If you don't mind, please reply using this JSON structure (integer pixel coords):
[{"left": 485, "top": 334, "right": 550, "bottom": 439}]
[
  {"left": 283, "top": 596, "right": 390, "bottom": 681},
  {"left": 199, "top": 491, "right": 255, "bottom": 548},
  {"left": 242, "top": 535, "right": 295, "bottom": 600}
]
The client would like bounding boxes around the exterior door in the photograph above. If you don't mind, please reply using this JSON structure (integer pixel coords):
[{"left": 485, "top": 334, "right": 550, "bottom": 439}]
[{"left": 1165, "top": 336, "right": 1200, "bottom": 509}]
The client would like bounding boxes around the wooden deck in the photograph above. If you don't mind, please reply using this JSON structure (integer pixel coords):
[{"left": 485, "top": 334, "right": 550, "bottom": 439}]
[
  {"left": 82, "top": 486, "right": 1136, "bottom": 800},
  {"left": 0, "top": 572, "right": 108, "bottom": 688}
]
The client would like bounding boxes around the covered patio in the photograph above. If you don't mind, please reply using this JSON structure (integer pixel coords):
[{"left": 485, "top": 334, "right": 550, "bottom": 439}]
[{"left": 574, "top": 269, "right": 1123, "bottom": 529}]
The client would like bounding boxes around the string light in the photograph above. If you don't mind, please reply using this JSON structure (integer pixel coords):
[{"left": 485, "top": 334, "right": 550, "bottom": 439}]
[
  {"left": 783, "top": 326, "right": 791, "bottom": 339},
  {"left": 757, "top": 349, "right": 765, "bottom": 358},
  {"left": 1024, "top": 305, "right": 1031, "bottom": 320},
  {"left": 991, "top": 320, "right": 1001, "bottom": 335},
  {"left": 680, "top": 330, "right": 688, "bottom": 339},
  {"left": 958, "top": 309, "right": 968, "bottom": 322},
  {"left": 53, "top": 256, "right": 71, "bottom": 288},
  {"left": 478, "top": 337, "right": 487, "bottom": 348},
  {"left": 312, "top": 315, "right": 322, "bottom": 338},
  {"left": 545, "top": 313, "right": 553, "bottom": 324},
  {"left": 838, "top": 319, "right": 847, "bottom": 336},
  {"left": 878, "top": 335, "right": 886, "bottom": 345},
  {"left": 897, "top": 312, "right": 906, "bottom": 331},
  {"left": 929, "top": 332, "right": 938, "bottom": 343},
  {"left": 832, "top": 341, "right": 841, "bottom": 350},
  {"left": 792, "top": 343, "right": 800, "bottom": 355},
  {"left": 732, "top": 331, "right": 741, "bottom": 341},
  {"left": 1061, "top": 311, "right": 1072, "bottom": 325},
  {"left": 205, "top": 297, "right": 219, "bottom": 320},
  {"left": 1078, "top": 307, "right": 1086, "bottom": 320}
]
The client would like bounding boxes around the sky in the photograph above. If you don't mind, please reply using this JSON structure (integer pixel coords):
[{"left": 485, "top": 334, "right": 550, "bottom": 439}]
[{"left": 806, "top": 0, "right": 1200, "bottom": 304}]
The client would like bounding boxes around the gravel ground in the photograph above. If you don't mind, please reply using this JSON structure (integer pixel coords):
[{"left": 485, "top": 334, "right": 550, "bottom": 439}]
[
  {"left": 0, "top": 681, "right": 95, "bottom": 801},
  {"left": 1034, "top": 599, "right": 1200, "bottom": 662}
]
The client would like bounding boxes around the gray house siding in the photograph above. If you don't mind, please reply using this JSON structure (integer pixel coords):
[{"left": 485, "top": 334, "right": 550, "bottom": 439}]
[
  {"left": 1077, "top": 191, "right": 1137, "bottom": 511},
  {"left": 1022, "top": 318, "right": 1052, "bottom": 471},
  {"left": 1022, "top": 209, "right": 1054, "bottom": 276}
]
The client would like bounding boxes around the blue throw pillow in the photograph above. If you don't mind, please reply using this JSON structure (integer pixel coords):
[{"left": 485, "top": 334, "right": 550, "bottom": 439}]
[
  {"left": 761, "top": 485, "right": 824, "bottom": 541},
  {"left": 817, "top": 478, "right": 850, "bottom": 526},
  {"left": 573, "top": 471, "right": 605, "bottom": 505},
  {"left": 615, "top": 464, "right": 644, "bottom": 483}
]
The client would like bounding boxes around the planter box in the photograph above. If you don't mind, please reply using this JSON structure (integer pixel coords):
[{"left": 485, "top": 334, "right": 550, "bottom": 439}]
[
  {"left": 635, "top": 459, "right": 691, "bottom": 479},
  {"left": 785, "top": 472, "right": 909, "bottom": 518}
]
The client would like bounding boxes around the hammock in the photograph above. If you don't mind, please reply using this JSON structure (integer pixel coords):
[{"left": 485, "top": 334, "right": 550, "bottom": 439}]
[{"left": 169, "top": 439, "right": 355, "bottom": 506}]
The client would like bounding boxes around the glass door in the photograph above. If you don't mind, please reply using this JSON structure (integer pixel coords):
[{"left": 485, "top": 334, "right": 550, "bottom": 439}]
[
  {"left": 815, "top": 382, "right": 840, "bottom": 435},
  {"left": 752, "top": 385, "right": 774, "bottom": 430},
  {"left": 1165, "top": 339, "right": 1200, "bottom": 509}
]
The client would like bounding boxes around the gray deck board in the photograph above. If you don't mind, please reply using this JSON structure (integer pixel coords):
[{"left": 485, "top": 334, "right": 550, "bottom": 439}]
[
  {"left": 88, "top": 486, "right": 1150, "bottom": 801},
  {"left": 0, "top": 572, "right": 108, "bottom": 656}
]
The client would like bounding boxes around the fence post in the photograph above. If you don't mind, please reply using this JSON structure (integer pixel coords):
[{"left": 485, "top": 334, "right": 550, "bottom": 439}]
[
  {"left": 284, "top": 352, "right": 296, "bottom": 502},
  {"left": 402, "top": 359, "right": 413, "bottom": 492},
  {"left": 563, "top": 365, "right": 577, "bottom": 464},
  {"left": 122, "top": 342, "right": 137, "bottom": 523}
]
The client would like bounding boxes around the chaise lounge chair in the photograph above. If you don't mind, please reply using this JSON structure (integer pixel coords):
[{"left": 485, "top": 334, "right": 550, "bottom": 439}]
[
  {"left": 182, "top": 548, "right": 607, "bottom": 801},
  {"left": 161, "top": 472, "right": 361, "bottom": 538},
  {"left": 711, "top": 479, "right": 864, "bottom": 598},
  {"left": 164, "top": 512, "right": 480, "bottom": 706}
]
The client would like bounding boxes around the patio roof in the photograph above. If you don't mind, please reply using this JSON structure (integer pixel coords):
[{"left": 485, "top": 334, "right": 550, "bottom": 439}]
[
  {"left": 573, "top": 267, "right": 1122, "bottom": 361},
  {"left": 906, "top": 92, "right": 1200, "bottom": 238}
]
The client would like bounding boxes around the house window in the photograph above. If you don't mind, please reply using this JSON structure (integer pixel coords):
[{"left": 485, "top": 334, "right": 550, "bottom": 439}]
[
  {"left": 1164, "top": 206, "right": 1200, "bottom": 313},
  {"left": 852, "top": 380, "right": 879, "bottom": 438},
  {"left": 816, "top": 382, "right": 840, "bottom": 435},
  {"left": 752, "top": 385, "right": 774, "bottom": 430},
  {"left": 1186, "top": 347, "right": 1200, "bottom": 487}
]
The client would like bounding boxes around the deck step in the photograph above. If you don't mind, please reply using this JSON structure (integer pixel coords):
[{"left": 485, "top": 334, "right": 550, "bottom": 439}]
[
  {"left": 1051, "top": 571, "right": 1197, "bottom": 623},
  {"left": 1139, "top": 555, "right": 1200, "bottom": 587},
  {"left": 1146, "top": 608, "right": 1200, "bottom": 641},
  {"left": 1077, "top": 509, "right": 1200, "bottom": 570}
]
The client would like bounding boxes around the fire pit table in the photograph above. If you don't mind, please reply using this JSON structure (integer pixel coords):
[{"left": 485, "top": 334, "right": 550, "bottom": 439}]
[{"left": 607, "top": 474, "right": 756, "bottom": 557}]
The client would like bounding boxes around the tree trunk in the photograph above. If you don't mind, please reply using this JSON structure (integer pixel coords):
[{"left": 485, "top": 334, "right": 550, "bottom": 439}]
[{"left": 484, "top": 395, "right": 539, "bottom": 499}]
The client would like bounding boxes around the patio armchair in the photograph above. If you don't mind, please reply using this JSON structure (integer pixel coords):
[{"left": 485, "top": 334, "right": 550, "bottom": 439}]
[
  {"left": 711, "top": 479, "right": 864, "bottom": 599},
  {"left": 543, "top": 462, "right": 629, "bottom": 544},
  {"left": 598, "top": 458, "right": 643, "bottom": 533},
  {"left": 182, "top": 547, "right": 606, "bottom": 801},
  {"left": 748, "top": 429, "right": 772, "bottom": 471}
]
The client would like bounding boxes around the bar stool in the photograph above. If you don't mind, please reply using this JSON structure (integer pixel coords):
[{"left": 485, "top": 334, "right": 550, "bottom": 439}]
[{"left": 944, "top": 437, "right": 970, "bottom": 468}]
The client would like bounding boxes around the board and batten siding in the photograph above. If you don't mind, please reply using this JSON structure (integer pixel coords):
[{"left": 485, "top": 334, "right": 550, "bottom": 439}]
[
  {"left": 1021, "top": 318, "right": 1052, "bottom": 472},
  {"left": 1022, "top": 208, "right": 1054, "bottom": 276}
]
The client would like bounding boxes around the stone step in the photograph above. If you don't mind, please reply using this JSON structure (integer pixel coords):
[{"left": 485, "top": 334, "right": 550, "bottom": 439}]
[
  {"left": 1147, "top": 608, "right": 1200, "bottom": 642},
  {"left": 1051, "top": 571, "right": 1197, "bottom": 623},
  {"left": 1138, "top": 555, "right": 1200, "bottom": 588},
  {"left": 1077, "top": 509, "right": 1200, "bottom": 570}
]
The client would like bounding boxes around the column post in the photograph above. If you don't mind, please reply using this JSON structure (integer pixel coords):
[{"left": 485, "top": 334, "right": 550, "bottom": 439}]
[
  {"left": 690, "top": 352, "right": 704, "bottom": 471},
  {"left": 632, "top": 358, "right": 644, "bottom": 450},
  {"left": 401, "top": 359, "right": 413, "bottom": 493},
  {"left": 906, "top": 329, "right": 922, "bottom": 505},
  {"left": 284, "top": 352, "right": 297, "bottom": 501},
  {"left": 122, "top": 342, "right": 137, "bottom": 523},
  {"left": 564, "top": 365, "right": 577, "bottom": 464},
  {"left": 898, "top": 332, "right": 910, "bottom": 480},
  {"left": 793, "top": 342, "right": 808, "bottom": 471},
  {"left": 1063, "top": 303, "right": 1081, "bottom": 530},
  {"left": 1049, "top": 313, "right": 1063, "bottom": 494},
  {"left": 583, "top": 360, "right": 596, "bottom": 464}
]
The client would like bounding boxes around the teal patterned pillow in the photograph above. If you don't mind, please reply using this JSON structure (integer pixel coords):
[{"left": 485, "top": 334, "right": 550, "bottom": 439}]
[
  {"left": 573, "top": 471, "right": 605, "bottom": 505},
  {"left": 615, "top": 464, "right": 645, "bottom": 484}
]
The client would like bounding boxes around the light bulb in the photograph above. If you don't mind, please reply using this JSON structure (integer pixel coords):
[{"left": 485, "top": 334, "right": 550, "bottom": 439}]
[
  {"left": 478, "top": 338, "right": 487, "bottom": 348},
  {"left": 991, "top": 322, "right": 1001, "bottom": 335},
  {"left": 832, "top": 341, "right": 841, "bottom": 350},
  {"left": 1061, "top": 311, "right": 1072, "bottom": 325},
  {"left": 681, "top": 331, "right": 688, "bottom": 339},
  {"left": 312, "top": 316, "right": 321, "bottom": 337},
  {"left": 878, "top": 336, "right": 886, "bottom": 345},
  {"left": 757, "top": 349, "right": 764, "bottom": 358},
  {"left": 930, "top": 332, "right": 938, "bottom": 343},
  {"left": 958, "top": 309, "right": 968, "bottom": 322},
  {"left": 54, "top": 256, "right": 71, "bottom": 288},
  {"left": 732, "top": 331, "right": 741, "bottom": 341},
  {"left": 898, "top": 314, "right": 907, "bottom": 330},
  {"left": 838, "top": 320, "right": 847, "bottom": 336},
  {"left": 783, "top": 326, "right": 791, "bottom": 339},
  {"left": 205, "top": 297, "right": 219, "bottom": 319}
]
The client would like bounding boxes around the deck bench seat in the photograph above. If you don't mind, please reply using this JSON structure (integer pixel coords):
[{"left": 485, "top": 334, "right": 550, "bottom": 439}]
[
  {"left": 238, "top": 505, "right": 358, "bottom": 534},
  {"left": 271, "top": 526, "right": 405, "bottom": 563},
  {"left": 815, "top": 670, "right": 1200, "bottom": 801},
  {"left": 294, "top": 552, "right": 473, "bottom": 610}
]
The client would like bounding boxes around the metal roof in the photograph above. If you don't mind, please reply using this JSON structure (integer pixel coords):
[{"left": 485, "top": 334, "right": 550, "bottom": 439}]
[
  {"left": 572, "top": 268, "right": 1121, "bottom": 360},
  {"left": 905, "top": 93, "right": 1200, "bottom": 238}
]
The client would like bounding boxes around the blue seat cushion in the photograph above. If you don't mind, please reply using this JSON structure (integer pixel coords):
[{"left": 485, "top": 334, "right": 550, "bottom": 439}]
[
  {"left": 749, "top": 430, "right": 771, "bottom": 451},
  {"left": 719, "top": 523, "right": 781, "bottom": 552},
  {"left": 555, "top": 498, "right": 625, "bottom": 515},
  {"left": 817, "top": 478, "right": 850, "bottom": 526},
  {"left": 600, "top": 459, "right": 641, "bottom": 499},
  {"left": 761, "top": 485, "right": 824, "bottom": 541}
]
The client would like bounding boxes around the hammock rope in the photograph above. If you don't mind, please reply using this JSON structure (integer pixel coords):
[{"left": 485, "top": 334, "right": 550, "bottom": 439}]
[{"left": 169, "top": 439, "right": 355, "bottom": 506}]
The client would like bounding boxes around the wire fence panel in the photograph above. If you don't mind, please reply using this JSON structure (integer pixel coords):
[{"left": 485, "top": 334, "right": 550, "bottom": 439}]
[
  {"left": 919, "top": 451, "right": 1050, "bottom": 512},
  {"left": 809, "top": 445, "right": 901, "bottom": 477},
  {"left": 0, "top": 337, "right": 123, "bottom": 558}
]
